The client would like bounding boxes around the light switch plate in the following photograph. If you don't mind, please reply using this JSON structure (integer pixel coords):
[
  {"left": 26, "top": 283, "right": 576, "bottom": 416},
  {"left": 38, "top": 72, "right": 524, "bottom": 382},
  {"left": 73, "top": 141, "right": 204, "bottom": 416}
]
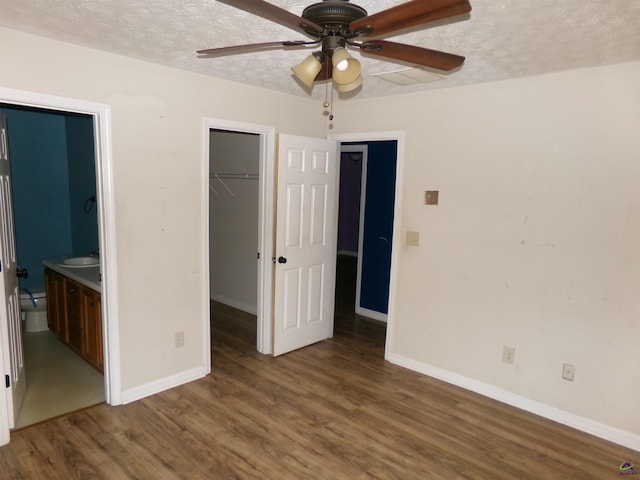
[
  {"left": 425, "top": 191, "right": 439, "bottom": 205},
  {"left": 406, "top": 231, "right": 420, "bottom": 247}
]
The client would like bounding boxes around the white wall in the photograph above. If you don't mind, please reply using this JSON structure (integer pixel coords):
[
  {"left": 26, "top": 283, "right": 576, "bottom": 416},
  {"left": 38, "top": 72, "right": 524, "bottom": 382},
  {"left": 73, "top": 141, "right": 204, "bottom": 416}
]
[
  {"left": 209, "top": 130, "right": 259, "bottom": 313},
  {"left": 332, "top": 62, "right": 640, "bottom": 445},
  {"left": 0, "top": 27, "right": 326, "bottom": 395}
]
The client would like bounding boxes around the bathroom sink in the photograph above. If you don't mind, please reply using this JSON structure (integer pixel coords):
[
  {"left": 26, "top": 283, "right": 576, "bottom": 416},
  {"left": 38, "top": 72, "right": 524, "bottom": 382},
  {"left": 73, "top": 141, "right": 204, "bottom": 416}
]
[{"left": 60, "top": 256, "right": 100, "bottom": 267}]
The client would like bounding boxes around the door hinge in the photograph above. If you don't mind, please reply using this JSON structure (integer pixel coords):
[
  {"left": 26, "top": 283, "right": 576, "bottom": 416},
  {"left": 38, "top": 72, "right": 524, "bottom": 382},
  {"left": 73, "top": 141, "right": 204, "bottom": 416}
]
[{"left": 5, "top": 375, "right": 9, "bottom": 388}]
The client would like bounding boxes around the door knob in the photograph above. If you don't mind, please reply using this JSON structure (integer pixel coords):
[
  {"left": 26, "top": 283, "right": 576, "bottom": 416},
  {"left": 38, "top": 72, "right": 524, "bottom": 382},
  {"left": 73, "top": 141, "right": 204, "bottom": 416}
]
[{"left": 278, "top": 256, "right": 287, "bottom": 264}]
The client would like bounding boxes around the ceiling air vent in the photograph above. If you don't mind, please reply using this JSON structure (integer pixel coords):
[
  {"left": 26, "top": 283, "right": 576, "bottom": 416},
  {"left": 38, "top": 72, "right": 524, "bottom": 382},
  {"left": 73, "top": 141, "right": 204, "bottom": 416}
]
[{"left": 371, "top": 68, "right": 443, "bottom": 85}]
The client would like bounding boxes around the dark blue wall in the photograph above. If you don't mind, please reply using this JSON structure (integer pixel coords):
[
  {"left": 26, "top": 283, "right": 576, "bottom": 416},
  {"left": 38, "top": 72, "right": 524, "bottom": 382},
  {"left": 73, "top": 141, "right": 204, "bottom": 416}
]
[
  {"left": 344, "top": 141, "right": 397, "bottom": 315},
  {"left": 0, "top": 105, "right": 98, "bottom": 290}
]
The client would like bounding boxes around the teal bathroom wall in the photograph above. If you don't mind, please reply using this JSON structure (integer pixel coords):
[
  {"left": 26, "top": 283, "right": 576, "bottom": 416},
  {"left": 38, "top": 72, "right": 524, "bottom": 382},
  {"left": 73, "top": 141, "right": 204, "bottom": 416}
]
[
  {"left": 66, "top": 114, "right": 99, "bottom": 256},
  {"left": 0, "top": 105, "right": 98, "bottom": 290}
]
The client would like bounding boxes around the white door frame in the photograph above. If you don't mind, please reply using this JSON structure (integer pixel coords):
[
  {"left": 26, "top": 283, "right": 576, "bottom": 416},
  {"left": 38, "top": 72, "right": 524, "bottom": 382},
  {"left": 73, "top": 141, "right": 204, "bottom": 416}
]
[
  {"left": 203, "top": 118, "right": 275, "bottom": 354},
  {"left": 0, "top": 87, "right": 122, "bottom": 410},
  {"left": 330, "top": 131, "right": 404, "bottom": 360}
]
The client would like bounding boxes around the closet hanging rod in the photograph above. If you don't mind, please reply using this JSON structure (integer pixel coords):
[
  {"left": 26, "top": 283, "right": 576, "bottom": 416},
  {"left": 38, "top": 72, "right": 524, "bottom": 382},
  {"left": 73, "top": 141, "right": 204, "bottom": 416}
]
[{"left": 209, "top": 173, "right": 258, "bottom": 180}]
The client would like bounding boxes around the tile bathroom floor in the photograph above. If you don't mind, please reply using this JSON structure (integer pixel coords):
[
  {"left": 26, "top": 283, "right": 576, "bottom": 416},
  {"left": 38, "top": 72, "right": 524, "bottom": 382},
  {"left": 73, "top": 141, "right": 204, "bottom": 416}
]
[{"left": 14, "top": 330, "right": 105, "bottom": 430}]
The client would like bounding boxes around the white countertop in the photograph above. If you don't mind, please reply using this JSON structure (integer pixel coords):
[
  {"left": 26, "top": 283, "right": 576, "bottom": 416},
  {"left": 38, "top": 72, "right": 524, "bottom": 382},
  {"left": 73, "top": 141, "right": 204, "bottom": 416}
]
[{"left": 42, "top": 259, "right": 101, "bottom": 293}]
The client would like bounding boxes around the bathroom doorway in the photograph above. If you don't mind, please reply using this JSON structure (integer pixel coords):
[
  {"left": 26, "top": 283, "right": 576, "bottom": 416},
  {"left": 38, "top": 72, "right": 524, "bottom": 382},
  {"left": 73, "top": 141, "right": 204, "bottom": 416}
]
[{"left": 0, "top": 103, "right": 105, "bottom": 428}]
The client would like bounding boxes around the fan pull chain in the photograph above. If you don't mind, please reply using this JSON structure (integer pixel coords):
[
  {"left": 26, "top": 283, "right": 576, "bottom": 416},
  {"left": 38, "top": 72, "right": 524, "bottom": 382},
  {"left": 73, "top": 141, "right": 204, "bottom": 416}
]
[
  {"left": 323, "top": 80, "right": 330, "bottom": 115},
  {"left": 321, "top": 75, "right": 334, "bottom": 126},
  {"left": 329, "top": 85, "right": 334, "bottom": 122}
]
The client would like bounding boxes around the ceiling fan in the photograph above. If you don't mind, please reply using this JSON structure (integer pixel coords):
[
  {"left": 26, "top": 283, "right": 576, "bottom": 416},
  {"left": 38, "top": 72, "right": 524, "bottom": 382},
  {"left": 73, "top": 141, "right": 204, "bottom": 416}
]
[{"left": 197, "top": 0, "right": 472, "bottom": 92}]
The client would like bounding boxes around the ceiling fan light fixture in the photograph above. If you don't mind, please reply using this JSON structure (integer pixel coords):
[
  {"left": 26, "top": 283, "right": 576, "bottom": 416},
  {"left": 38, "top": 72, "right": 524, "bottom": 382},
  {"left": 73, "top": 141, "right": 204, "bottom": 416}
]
[
  {"left": 335, "top": 74, "right": 362, "bottom": 93},
  {"left": 331, "top": 48, "right": 361, "bottom": 85},
  {"left": 291, "top": 53, "right": 323, "bottom": 88}
]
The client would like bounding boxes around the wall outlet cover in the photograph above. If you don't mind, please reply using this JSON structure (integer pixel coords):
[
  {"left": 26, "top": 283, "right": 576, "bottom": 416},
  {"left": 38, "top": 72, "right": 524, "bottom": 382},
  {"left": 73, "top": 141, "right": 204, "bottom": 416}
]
[
  {"left": 562, "top": 363, "right": 575, "bottom": 381},
  {"left": 406, "top": 231, "right": 420, "bottom": 247},
  {"left": 502, "top": 346, "right": 516, "bottom": 364}
]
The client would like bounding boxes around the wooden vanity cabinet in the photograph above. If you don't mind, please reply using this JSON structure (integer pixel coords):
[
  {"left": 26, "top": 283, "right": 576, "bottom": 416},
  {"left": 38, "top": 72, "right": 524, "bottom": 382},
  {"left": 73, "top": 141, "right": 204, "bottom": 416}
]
[
  {"left": 82, "top": 288, "right": 103, "bottom": 372},
  {"left": 44, "top": 268, "right": 66, "bottom": 336},
  {"left": 44, "top": 267, "right": 103, "bottom": 373}
]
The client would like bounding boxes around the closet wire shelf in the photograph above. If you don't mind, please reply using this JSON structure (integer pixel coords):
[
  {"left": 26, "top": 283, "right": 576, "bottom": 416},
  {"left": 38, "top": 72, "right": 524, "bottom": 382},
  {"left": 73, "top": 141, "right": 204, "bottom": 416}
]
[{"left": 209, "top": 173, "right": 258, "bottom": 197}]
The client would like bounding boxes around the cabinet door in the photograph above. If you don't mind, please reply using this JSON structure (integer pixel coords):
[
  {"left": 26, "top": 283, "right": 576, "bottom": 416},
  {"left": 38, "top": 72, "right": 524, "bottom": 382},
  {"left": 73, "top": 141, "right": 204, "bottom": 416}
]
[
  {"left": 45, "top": 268, "right": 67, "bottom": 338},
  {"left": 66, "top": 279, "right": 83, "bottom": 354},
  {"left": 57, "top": 275, "right": 68, "bottom": 342},
  {"left": 82, "top": 288, "right": 103, "bottom": 372},
  {"left": 44, "top": 268, "right": 60, "bottom": 334}
]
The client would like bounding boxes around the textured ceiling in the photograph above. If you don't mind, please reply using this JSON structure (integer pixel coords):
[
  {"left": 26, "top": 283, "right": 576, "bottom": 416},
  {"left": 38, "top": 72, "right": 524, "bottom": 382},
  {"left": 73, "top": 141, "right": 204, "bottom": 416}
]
[{"left": 1, "top": 0, "right": 640, "bottom": 100}]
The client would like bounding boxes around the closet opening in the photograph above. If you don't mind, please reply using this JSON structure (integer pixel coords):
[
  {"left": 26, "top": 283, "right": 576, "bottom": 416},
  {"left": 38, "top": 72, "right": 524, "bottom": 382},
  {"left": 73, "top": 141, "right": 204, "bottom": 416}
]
[{"left": 208, "top": 129, "right": 261, "bottom": 353}]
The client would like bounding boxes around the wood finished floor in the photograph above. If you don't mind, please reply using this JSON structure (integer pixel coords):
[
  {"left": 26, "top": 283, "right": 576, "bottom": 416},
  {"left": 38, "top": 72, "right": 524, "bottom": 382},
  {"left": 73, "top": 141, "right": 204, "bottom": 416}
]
[{"left": 1, "top": 301, "right": 638, "bottom": 478}]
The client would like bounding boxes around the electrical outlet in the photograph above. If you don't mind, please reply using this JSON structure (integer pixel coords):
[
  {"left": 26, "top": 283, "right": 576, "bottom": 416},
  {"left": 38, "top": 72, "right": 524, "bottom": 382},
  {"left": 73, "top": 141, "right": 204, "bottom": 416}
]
[
  {"left": 502, "top": 346, "right": 515, "bottom": 364},
  {"left": 562, "top": 363, "right": 575, "bottom": 381},
  {"left": 175, "top": 331, "right": 184, "bottom": 348}
]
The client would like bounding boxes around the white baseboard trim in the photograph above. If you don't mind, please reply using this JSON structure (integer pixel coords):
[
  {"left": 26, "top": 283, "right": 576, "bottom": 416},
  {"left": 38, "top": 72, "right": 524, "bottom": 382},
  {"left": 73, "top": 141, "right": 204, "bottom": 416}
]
[
  {"left": 210, "top": 294, "right": 257, "bottom": 315},
  {"left": 121, "top": 366, "right": 209, "bottom": 405},
  {"left": 386, "top": 352, "right": 640, "bottom": 452},
  {"left": 357, "top": 306, "right": 387, "bottom": 323}
]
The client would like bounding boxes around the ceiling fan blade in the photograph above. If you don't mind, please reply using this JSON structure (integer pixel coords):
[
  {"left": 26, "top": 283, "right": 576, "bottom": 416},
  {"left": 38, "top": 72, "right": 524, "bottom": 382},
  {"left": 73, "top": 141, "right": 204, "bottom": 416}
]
[
  {"left": 359, "top": 40, "right": 465, "bottom": 71},
  {"left": 350, "top": 0, "right": 471, "bottom": 38},
  {"left": 217, "top": 0, "right": 325, "bottom": 38},
  {"left": 197, "top": 40, "right": 314, "bottom": 57}
]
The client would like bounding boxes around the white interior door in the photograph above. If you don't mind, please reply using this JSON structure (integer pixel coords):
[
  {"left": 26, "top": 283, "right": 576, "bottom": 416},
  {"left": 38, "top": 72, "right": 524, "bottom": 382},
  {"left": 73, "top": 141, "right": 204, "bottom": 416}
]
[
  {"left": 0, "top": 113, "right": 26, "bottom": 437},
  {"left": 273, "top": 134, "right": 338, "bottom": 356}
]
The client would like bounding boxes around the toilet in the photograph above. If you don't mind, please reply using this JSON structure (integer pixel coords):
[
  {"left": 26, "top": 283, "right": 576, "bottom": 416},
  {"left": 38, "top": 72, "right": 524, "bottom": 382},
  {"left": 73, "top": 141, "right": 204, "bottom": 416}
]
[{"left": 19, "top": 287, "right": 48, "bottom": 332}]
